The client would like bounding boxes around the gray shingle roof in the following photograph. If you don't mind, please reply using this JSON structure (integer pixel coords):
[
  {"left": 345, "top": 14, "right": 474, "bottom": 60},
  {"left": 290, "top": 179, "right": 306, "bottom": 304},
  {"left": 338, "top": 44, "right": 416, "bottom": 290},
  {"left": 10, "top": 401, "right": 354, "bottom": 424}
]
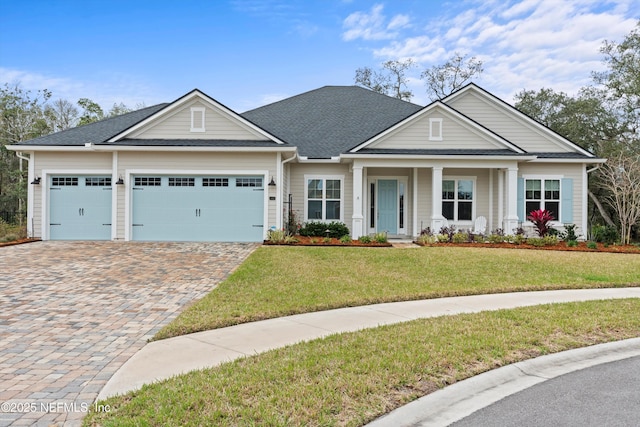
[
  {"left": 356, "top": 148, "right": 526, "bottom": 156},
  {"left": 242, "top": 86, "right": 423, "bottom": 158}
]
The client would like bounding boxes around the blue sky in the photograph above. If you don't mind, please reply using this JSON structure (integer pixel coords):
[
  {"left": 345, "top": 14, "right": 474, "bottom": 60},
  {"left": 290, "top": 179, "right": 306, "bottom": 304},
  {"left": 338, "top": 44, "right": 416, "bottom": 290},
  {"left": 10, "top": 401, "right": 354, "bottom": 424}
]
[{"left": 1, "top": 0, "right": 637, "bottom": 112}]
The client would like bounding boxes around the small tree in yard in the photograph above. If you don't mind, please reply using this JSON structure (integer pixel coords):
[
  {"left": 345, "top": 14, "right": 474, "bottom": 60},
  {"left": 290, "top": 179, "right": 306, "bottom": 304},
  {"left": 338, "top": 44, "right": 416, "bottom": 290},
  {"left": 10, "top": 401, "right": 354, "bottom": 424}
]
[
  {"left": 528, "top": 209, "right": 555, "bottom": 237},
  {"left": 596, "top": 153, "right": 640, "bottom": 244}
]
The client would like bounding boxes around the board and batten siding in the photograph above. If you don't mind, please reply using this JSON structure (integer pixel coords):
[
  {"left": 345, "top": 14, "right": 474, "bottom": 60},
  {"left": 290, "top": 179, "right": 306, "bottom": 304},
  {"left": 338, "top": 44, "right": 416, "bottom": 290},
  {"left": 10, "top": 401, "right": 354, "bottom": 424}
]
[
  {"left": 32, "top": 152, "right": 113, "bottom": 239},
  {"left": 128, "top": 100, "right": 266, "bottom": 140},
  {"left": 446, "top": 91, "right": 573, "bottom": 153},
  {"left": 115, "top": 151, "right": 279, "bottom": 239},
  {"left": 371, "top": 107, "right": 505, "bottom": 151}
]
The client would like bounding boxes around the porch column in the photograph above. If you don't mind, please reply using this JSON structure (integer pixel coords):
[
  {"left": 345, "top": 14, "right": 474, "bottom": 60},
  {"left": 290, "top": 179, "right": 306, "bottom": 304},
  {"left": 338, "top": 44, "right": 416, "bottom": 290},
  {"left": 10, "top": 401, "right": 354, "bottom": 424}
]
[
  {"left": 504, "top": 167, "right": 519, "bottom": 234},
  {"left": 431, "top": 166, "right": 446, "bottom": 232},
  {"left": 351, "top": 165, "right": 364, "bottom": 239},
  {"left": 413, "top": 167, "right": 418, "bottom": 237}
]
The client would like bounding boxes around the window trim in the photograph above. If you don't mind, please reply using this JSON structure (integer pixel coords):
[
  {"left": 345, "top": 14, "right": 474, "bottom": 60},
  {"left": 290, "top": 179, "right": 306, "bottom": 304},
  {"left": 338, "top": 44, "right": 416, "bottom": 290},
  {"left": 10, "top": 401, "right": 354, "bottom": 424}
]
[
  {"left": 442, "top": 176, "right": 476, "bottom": 224},
  {"left": 522, "top": 174, "right": 563, "bottom": 224},
  {"left": 304, "top": 175, "right": 344, "bottom": 222},
  {"left": 190, "top": 107, "right": 205, "bottom": 132},
  {"left": 429, "top": 118, "right": 443, "bottom": 141}
]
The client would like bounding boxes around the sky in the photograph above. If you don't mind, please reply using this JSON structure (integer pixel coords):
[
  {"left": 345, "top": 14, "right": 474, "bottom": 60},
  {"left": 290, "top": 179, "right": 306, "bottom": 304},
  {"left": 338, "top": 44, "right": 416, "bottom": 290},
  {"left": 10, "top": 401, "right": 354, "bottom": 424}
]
[{"left": 0, "top": 0, "right": 638, "bottom": 113}]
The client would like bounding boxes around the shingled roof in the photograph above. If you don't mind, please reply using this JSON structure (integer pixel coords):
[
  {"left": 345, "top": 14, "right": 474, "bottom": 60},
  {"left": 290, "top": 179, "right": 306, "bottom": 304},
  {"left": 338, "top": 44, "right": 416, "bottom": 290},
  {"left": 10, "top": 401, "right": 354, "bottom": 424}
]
[
  {"left": 17, "top": 104, "right": 169, "bottom": 146},
  {"left": 242, "top": 86, "right": 423, "bottom": 158}
]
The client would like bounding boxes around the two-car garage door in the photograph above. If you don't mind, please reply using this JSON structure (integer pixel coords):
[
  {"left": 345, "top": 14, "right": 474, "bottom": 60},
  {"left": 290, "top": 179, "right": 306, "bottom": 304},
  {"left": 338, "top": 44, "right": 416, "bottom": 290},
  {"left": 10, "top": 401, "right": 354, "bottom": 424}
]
[
  {"left": 48, "top": 175, "right": 265, "bottom": 242},
  {"left": 131, "top": 175, "right": 265, "bottom": 242}
]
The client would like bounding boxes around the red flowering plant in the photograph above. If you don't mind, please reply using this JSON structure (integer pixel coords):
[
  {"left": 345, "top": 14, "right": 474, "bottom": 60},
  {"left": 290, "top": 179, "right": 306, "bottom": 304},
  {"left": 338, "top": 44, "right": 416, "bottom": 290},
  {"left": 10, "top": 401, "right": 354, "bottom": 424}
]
[{"left": 527, "top": 209, "right": 555, "bottom": 237}]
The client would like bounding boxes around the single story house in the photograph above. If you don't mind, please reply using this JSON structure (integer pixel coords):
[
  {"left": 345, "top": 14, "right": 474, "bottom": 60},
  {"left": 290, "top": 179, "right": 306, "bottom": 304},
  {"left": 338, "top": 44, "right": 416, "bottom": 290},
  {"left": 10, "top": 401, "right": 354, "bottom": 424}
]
[{"left": 8, "top": 83, "right": 605, "bottom": 242}]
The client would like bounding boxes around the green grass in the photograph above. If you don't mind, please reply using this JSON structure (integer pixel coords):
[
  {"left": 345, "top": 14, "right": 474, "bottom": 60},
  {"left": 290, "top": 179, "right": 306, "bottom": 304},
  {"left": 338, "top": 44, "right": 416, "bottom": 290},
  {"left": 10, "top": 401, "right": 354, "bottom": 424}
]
[
  {"left": 155, "top": 246, "right": 640, "bottom": 340},
  {"left": 86, "top": 299, "right": 640, "bottom": 427}
]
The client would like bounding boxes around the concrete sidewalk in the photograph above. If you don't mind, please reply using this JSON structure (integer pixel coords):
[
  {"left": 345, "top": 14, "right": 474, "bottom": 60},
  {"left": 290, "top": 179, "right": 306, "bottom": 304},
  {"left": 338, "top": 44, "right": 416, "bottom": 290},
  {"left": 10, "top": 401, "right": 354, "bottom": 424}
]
[{"left": 98, "top": 287, "right": 640, "bottom": 400}]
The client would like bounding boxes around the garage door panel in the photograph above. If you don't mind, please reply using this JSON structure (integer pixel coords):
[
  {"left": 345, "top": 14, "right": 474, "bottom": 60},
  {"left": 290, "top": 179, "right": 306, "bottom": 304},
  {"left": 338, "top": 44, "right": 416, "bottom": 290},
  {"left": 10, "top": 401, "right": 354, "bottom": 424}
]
[
  {"left": 49, "top": 176, "right": 112, "bottom": 240},
  {"left": 131, "top": 175, "right": 264, "bottom": 242}
]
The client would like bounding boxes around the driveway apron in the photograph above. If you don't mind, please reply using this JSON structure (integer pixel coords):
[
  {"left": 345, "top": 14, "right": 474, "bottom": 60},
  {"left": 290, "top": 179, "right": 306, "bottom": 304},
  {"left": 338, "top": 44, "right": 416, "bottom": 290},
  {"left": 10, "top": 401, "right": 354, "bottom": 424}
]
[{"left": 0, "top": 241, "right": 257, "bottom": 427}]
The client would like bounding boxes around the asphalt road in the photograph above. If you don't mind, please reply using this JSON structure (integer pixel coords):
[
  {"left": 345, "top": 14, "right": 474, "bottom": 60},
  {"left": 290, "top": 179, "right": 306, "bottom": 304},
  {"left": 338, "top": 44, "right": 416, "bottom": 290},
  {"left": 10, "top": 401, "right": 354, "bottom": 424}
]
[{"left": 452, "top": 355, "right": 640, "bottom": 427}]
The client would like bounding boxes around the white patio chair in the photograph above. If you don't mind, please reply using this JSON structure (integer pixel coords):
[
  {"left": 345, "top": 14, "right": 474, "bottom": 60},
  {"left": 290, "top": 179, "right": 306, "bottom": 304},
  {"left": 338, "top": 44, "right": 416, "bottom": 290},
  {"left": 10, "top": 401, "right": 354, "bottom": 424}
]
[{"left": 472, "top": 216, "right": 487, "bottom": 235}]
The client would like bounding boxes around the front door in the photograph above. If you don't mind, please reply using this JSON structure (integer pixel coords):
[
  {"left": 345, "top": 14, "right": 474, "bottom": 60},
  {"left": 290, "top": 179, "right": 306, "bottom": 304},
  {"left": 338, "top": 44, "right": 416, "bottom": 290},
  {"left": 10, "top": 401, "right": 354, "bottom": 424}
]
[{"left": 378, "top": 179, "right": 397, "bottom": 234}]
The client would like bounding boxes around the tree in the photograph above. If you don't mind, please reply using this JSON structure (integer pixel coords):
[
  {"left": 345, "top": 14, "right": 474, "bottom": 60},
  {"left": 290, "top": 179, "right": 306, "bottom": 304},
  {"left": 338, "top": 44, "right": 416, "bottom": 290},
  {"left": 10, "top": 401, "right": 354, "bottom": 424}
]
[
  {"left": 421, "top": 52, "right": 483, "bottom": 101},
  {"left": 0, "top": 84, "right": 52, "bottom": 213},
  {"left": 45, "top": 98, "right": 79, "bottom": 132},
  {"left": 354, "top": 59, "right": 415, "bottom": 101},
  {"left": 596, "top": 153, "right": 640, "bottom": 244},
  {"left": 77, "top": 98, "right": 105, "bottom": 126}
]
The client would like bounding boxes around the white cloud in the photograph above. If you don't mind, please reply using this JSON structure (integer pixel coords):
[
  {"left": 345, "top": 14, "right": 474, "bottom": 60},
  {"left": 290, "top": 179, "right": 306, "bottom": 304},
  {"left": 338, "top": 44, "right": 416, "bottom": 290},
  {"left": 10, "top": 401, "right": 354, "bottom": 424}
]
[
  {"left": 342, "top": 4, "right": 410, "bottom": 41},
  {"left": 356, "top": 0, "right": 637, "bottom": 102}
]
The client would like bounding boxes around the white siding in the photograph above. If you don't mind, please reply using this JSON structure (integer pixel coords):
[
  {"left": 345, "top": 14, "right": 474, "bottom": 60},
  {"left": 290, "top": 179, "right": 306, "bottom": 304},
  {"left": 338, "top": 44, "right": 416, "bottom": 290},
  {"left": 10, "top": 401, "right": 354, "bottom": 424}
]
[
  {"left": 446, "top": 91, "right": 572, "bottom": 153},
  {"left": 371, "top": 106, "right": 506, "bottom": 150},
  {"left": 129, "top": 100, "right": 266, "bottom": 140}
]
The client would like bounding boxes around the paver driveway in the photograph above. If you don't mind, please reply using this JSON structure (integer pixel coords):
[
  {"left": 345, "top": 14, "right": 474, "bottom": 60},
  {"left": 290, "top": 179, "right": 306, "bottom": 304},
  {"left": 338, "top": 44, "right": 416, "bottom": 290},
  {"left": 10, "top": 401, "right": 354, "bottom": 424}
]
[{"left": 0, "top": 241, "right": 257, "bottom": 427}]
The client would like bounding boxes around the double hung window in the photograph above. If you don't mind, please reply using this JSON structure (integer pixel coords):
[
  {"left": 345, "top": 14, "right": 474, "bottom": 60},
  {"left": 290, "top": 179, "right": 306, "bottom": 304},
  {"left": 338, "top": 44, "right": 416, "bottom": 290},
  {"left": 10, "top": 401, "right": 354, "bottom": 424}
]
[
  {"left": 306, "top": 176, "right": 342, "bottom": 221},
  {"left": 442, "top": 179, "right": 474, "bottom": 221}
]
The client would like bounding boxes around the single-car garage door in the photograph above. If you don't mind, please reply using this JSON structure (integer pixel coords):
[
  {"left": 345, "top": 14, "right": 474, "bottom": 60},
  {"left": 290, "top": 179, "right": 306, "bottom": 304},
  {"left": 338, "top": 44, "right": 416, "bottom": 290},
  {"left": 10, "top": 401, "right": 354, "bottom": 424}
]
[
  {"left": 131, "top": 175, "right": 264, "bottom": 242},
  {"left": 49, "top": 176, "right": 112, "bottom": 240}
]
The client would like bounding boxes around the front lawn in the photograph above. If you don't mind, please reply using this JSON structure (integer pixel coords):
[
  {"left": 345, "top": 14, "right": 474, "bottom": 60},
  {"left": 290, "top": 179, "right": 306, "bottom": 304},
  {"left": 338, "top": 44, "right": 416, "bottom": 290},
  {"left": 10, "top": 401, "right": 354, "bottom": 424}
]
[
  {"left": 87, "top": 299, "right": 640, "bottom": 426},
  {"left": 155, "top": 246, "right": 640, "bottom": 340}
]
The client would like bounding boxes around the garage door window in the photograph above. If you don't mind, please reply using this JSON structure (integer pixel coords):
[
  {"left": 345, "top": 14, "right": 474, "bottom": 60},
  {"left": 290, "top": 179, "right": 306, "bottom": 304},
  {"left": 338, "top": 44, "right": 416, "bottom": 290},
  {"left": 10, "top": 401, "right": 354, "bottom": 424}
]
[
  {"left": 52, "top": 177, "right": 78, "bottom": 186},
  {"left": 236, "top": 178, "right": 263, "bottom": 187},
  {"left": 134, "top": 177, "right": 161, "bottom": 186},
  {"left": 85, "top": 177, "right": 111, "bottom": 186},
  {"left": 169, "top": 177, "right": 195, "bottom": 187},
  {"left": 203, "top": 178, "right": 229, "bottom": 187}
]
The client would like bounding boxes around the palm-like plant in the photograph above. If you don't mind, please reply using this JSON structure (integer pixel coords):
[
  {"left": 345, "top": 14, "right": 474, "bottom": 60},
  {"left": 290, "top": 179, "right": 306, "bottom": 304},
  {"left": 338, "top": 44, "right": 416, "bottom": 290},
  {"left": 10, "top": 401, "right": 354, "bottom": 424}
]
[{"left": 527, "top": 209, "right": 555, "bottom": 237}]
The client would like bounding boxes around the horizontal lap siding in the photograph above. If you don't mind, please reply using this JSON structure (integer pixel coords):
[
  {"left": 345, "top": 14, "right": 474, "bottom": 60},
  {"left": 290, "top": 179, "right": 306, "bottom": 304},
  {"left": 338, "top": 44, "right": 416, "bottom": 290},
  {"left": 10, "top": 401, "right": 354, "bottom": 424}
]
[
  {"left": 447, "top": 92, "right": 572, "bottom": 153},
  {"left": 129, "top": 100, "right": 265, "bottom": 140},
  {"left": 519, "top": 163, "right": 585, "bottom": 233},
  {"left": 116, "top": 152, "right": 278, "bottom": 239},
  {"left": 33, "top": 152, "right": 113, "bottom": 239},
  {"left": 289, "top": 163, "right": 352, "bottom": 228},
  {"left": 373, "top": 108, "right": 502, "bottom": 150}
]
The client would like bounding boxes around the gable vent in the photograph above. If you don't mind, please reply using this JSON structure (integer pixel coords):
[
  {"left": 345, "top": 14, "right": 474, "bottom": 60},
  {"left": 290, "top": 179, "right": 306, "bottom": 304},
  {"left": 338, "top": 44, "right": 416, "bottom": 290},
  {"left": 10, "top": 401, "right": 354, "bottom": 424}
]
[{"left": 191, "top": 107, "right": 205, "bottom": 132}]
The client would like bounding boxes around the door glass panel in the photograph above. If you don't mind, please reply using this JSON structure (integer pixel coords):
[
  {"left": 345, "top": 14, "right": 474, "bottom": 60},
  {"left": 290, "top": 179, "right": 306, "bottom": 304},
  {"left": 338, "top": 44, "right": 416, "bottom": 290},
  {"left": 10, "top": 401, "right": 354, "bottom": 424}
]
[{"left": 370, "top": 183, "right": 375, "bottom": 228}]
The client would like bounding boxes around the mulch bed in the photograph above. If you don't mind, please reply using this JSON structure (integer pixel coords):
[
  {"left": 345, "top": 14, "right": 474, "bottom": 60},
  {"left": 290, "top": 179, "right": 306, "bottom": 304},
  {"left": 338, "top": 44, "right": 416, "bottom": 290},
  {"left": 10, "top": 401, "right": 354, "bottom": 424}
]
[
  {"left": 0, "top": 238, "right": 41, "bottom": 248},
  {"left": 263, "top": 235, "right": 392, "bottom": 247},
  {"left": 416, "top": 241, "right": 640, "bottom": 254}
]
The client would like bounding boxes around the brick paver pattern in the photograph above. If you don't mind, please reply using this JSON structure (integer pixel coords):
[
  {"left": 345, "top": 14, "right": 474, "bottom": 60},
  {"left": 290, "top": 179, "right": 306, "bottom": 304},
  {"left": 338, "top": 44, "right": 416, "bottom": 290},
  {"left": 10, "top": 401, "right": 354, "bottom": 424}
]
[{"left": 0, "top": 241, "right": 257, "bottom": 426}]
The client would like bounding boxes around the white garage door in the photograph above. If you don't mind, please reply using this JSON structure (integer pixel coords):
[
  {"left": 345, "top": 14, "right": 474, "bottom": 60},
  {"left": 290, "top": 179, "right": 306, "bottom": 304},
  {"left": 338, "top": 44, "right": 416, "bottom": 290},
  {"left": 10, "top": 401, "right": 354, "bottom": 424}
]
[{"left": 131, "top": 175, "right": 265, "bottom": 242}]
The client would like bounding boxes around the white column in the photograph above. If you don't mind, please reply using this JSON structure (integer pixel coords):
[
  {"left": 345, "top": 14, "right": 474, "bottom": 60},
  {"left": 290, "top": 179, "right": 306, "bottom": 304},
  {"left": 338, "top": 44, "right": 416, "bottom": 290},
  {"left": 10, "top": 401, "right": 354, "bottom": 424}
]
[
  {"left": 498, "top": 169, "right": 504, "bottom": 229},
  {"left": 504, "top": 167, "right": 519, "bottom": 234},
  {"left": 431, "top": 166, "right": 446, "bottom": 231},
  {"left": 413, "top": 167, "right": 418, "bottom": 237},
  {"left": 351, "top": 165, "right": 364, "bottom": 238}
]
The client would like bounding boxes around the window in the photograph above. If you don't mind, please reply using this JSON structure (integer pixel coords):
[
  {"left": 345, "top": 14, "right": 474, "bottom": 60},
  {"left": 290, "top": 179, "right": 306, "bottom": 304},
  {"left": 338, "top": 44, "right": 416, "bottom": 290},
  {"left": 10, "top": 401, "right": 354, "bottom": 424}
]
[
  {"left": 442, "top": 179, "right": 474, "bottom": 221},
  {"left": 236, "top": 178, "right": 263, "bottom": 187},
  {"left": 134, "top": 177, "right": 161, "bottom": 186},
  {"left": 525, "top": 179, "right": 560, "bottom": 219},
  {"left": 168, "top": 177, "right": 195, "bottom": 187},
  {"left": 190, "top": 107, "right": 205, "bottom": 132},
  {"left": 52, "top": 177, "right": 78, "bottom": 186},
  {"left": 305, "top": 176, "right": 342, "bottom": 221},
  {"left": 85, "top": 177, "right": 111, "bottom": 186},
  {"left": 429, "top": 118, "right": 443, "bottom": 141},
  {"left": 203, "top": 178, "right": 229, "bottom": 187}
]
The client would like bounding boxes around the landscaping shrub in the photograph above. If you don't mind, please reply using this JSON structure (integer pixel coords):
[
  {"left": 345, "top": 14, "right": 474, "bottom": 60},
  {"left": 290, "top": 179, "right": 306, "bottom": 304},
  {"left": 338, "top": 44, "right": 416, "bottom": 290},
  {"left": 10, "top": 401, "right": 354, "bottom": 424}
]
[
  {"left": 559, "top": 223, "right": 580, "bottom": 241},
  {"left": 587, "top": 241, "right": 598, "bottom": 250},
  {"left": 527, "top": 209, "right": 554, "bottom": 237},
  {"left": 339, "top": 235, "right": 352, "bottom": 244},
  {"left": 358, "top": 235, "right": 372, "bottom": 244},
  {"left": 452, "top": 232, "right": 468, "bottom": 243},
  {"left": 591, "top": 224, "right": 619, "bottom": 245},
  {"left": 373, "top": 232, "right": 388, "bottom": 243},
  {"left": 566, "top": 240, "right": 578, "bottom": 247},
  {"left": 488, "top": 233, "right": 505, "bottom": 244},
  {"left": 267, "top": 229, "right": 286, "bottom": 243},
  {"left": 299, "top": 221, "right": 350, "bottom": 238}
]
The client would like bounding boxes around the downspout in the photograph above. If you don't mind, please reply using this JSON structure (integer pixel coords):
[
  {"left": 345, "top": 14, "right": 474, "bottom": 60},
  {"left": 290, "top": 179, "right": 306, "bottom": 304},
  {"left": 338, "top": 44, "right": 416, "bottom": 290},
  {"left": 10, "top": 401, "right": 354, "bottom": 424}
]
[
  {"left": 279, "top": 152, "right": 297, "bottom": 230},
  {"left": 15, "top": 152, "right": 32, "bottom": 236}
]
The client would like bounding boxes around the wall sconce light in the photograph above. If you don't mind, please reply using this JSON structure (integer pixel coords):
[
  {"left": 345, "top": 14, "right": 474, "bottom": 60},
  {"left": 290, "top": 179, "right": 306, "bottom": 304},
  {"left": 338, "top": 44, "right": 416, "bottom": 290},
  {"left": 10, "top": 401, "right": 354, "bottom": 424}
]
[
  {"left": 31, "top": 177, "right": 41, "bottom": 185},
  {"left": 268, "top": 177, "right": 276, "bottom": 186},
  {"left": 115, "top": 176, "right": 124, "bottom": 185}
]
